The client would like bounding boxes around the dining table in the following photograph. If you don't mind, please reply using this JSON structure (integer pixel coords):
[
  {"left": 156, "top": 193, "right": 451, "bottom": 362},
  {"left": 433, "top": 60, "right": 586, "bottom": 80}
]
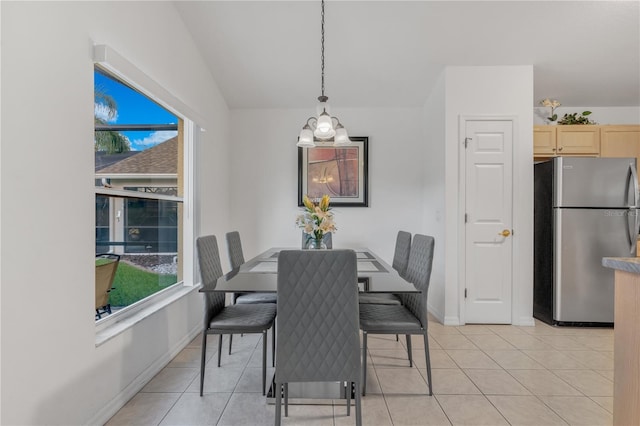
[
  {"left": 201, "top": 247, "right": 418, "bottom": 404},
  {"left": 212, "top": 247, "right": 419, "bottom": 294}
]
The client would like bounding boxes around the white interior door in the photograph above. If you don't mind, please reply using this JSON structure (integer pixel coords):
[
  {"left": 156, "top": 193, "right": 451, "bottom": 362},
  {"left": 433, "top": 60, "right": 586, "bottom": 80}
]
[{"left": 464, "top": 119, "right": 513, "bottom": 324}]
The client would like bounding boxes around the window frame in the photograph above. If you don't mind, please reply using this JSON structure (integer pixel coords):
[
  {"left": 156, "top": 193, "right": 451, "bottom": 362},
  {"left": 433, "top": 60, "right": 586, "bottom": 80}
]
[{"left": 93, "top": 45, "right": 201, "bottom": 342}]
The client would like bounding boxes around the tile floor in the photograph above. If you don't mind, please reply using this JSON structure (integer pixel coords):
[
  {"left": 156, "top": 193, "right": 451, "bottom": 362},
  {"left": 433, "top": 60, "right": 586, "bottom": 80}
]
[{"left": 106, "top": 317, "right": 614, "bottom": 425}]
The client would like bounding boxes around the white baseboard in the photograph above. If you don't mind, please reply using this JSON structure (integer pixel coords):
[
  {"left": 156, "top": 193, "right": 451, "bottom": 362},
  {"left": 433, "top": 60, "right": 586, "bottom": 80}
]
[
  {"left": 516, "top": 316, "right": 536, "bottom": 326},
  {"left": 443, "top": 316, "right": 460, "bottom": 326},
  {"left": 88, "top": 323, "right": 202, "bottom": 425},
  {"left": 427, "top": 302, "right": 444, "bottom": 324}
]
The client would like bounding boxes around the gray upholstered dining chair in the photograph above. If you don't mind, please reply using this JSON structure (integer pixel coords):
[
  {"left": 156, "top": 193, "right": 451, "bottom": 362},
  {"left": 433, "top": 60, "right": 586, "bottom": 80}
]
[
  {"left": 274, "top": 250, "right": 362, "bottom": 426},
  {"left": 197, "top": 235, "right": 277, "bottom": 396},
  {"left": 359, "top": 234, "right": 435, "bottom": 396},
  {"left": 301, "top": 231, "right": 333, "bottom": 249},
  {"left": 358, "top": 230, "right": 411, "bottom": 306},
  {"left": 225, "top": 231, "right": 278, "bottom": 354}
]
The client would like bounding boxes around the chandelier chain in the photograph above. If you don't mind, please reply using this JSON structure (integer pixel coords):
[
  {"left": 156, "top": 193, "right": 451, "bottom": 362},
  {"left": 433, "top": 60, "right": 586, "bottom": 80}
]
[{"left": 320, "top": 0, "right": 325, "bottom": 97}]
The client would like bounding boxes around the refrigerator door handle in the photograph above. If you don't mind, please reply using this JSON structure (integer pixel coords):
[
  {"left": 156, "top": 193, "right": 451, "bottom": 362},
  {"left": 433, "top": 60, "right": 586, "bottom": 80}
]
[
  {"left": 627, "top": 163, "right": 639, "bottom": 208},
  {"left": 627, "top": 208, "right": 638, "bottom": 256}
]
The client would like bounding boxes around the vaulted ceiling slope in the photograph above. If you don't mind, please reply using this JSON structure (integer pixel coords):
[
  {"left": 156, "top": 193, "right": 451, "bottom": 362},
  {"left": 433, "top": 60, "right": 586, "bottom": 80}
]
[{"left": 175, "top": 1, "right": 640, "bottom": 109}]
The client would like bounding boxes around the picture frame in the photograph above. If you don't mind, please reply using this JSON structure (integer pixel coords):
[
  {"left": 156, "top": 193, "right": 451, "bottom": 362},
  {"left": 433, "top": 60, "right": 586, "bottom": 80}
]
[{"left": 298, "top": 136, "right": 368, "bottom": 207}]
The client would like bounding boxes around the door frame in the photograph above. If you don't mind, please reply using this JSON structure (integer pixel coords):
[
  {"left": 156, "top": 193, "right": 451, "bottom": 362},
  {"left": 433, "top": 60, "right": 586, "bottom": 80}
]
[{"left": 458, "top": 115, "right": 518, "bottom": 325}]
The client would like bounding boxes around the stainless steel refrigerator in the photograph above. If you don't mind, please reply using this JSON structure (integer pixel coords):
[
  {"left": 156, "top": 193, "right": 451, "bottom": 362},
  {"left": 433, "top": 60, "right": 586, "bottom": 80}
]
[{"left": 534, "top": 157, "right": 639, "bottom": 325}]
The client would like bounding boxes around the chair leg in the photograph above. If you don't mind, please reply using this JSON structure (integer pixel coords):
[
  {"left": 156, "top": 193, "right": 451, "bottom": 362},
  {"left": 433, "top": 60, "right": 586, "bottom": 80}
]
[
  {"left": 275, "top": 382, "right": 282, "bottom": 426},
  {"left": 423, "top": 331, "right": 433, "bottom": 396},
  {"left": 346, "top": 381, "right": 351, "bottom": 416},
  {"left": 272, "top": 321, "right": 276, "bottom": 368},
  {"left": 284, "top": 383, "right": 289, "bottom": 417},
  {"left": 218, "top": 334, "right": 223, "bottom": 367},
  {"left": 354, "top": 381, "right": 362, "bottom": 426},
  {"left": 229, "top": 334, "right": 233, "bottom": 355},
  {"left": 396, "top": 334, "right": 399, "bottom": 342},
  {"left": 262, "top": 329, "right": 267, "bottom": 395},
  {"left": 362, "top": 331, "right": 368, "bottom": 396},
  {"left": 200, "top": 330, "right": 208, "bottom": 396},
  {"left": 406, "top": 334, "right": 413, "bottom": 367}
]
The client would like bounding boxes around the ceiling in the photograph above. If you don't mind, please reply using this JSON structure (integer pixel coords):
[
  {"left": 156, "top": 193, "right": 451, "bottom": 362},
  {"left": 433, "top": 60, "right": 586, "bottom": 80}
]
[{"left": 174, "top": 1, "right": 640, "bottom": 110}]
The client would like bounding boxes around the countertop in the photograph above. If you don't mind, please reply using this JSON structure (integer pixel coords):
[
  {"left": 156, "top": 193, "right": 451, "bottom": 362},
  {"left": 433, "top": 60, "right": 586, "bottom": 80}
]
[{"left": 602, "top": 257, "right": 640, "bottom": 274}]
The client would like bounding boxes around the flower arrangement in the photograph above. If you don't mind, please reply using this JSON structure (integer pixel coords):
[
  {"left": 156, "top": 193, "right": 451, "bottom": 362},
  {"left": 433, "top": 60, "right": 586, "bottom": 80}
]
[
  {"left": 296, "top": 194, "right": 336, "bottom": 246},
  {"left": 540, "top": 98, "right": 561, "bottom": 123}
]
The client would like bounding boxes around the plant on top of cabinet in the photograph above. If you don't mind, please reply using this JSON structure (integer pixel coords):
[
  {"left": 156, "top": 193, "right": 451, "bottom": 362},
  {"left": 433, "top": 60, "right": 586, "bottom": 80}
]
[
  {"left": 558, "top": 111, "right": 596, "bottom": 125},
  {"left": 540, "top": 98, "right": 561, "bottom": 123}
]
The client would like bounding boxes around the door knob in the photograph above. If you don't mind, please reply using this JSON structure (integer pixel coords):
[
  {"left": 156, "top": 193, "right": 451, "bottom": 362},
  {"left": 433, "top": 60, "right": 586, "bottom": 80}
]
[{"left": 499, "top": 229, "right": 511, "bottom": 237}]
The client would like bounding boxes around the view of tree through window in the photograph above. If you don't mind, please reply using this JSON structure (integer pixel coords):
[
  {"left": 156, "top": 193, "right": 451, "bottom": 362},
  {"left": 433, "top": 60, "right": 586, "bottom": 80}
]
[{"left": 94, "top": 68, "right": 183, "bottom": 320}]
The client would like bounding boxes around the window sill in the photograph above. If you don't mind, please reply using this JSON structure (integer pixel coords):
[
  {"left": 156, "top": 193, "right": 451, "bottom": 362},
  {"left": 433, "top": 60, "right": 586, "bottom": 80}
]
[{"left": 95, "top": 283, "right": 201, "bottom": 347}]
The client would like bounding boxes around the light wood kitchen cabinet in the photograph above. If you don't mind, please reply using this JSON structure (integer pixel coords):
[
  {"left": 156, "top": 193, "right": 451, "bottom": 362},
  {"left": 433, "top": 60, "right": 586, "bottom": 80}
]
[
  {"left": 534, "top": 125, "right": 600, "bottom": 158},
  {"left": 600, "top": 125, "right": 640, "bottom": 158}
]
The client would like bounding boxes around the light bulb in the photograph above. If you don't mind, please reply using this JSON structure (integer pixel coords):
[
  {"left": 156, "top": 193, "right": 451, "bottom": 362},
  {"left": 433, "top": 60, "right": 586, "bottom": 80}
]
[
  {"left": 297, "top": 126, "right": 315, "bottom": 147},
  {"left": 314, "top": 112, "right": 335, "bottom": 139},
  {"left": 333, "top": 124, "right": 351, "bottom": 146}
]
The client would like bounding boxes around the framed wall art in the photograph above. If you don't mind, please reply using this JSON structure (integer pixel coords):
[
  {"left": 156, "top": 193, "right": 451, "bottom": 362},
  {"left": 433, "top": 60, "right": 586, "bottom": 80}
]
[{"left": 298, "top": 136, "right": 368, "bottom": 207}]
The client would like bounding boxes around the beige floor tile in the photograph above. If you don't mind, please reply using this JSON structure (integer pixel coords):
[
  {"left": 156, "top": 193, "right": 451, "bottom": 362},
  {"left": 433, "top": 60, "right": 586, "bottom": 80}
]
[
  {"left": 363, "top": 365, "right": 384, "bottom": 395},
  {"left": 519, "top": 323, "right": 575, "bottom": 336},
  {"left": 537, "top": 335, "right": 589, "bottom": 350},
  {"left": 217, "top": 392, "right": 276, "bottom": 426},
  {"left": 375, "top": 367, "right": 429, "bottom": 395},
  {"left": 484, "top": 350, "right": 545, "bottom": 369},
  {"left": 141, "top": 367, "right": 199, "bottom": 393},
  {"left": 370, "top": 348, "right": 413, "bottom": 368},
  {"left": 590, "top": 396, "right": 614, "bottom": 414},
  {"left": 464, "top": 369, "right": 530, "bottom": 395},
  {"left": 420, "top": 349, "right": 458, "bottom": 369},
  {"left": 234, "top": 366, "right": 275, "bottom": 393},
  {"left": 185, "top": 367, "right": 244, "bottom": 393},
  {"left": 431, "top": 334, "right": 477, "bottom": 350},
  {"left": 540, "top": 396, "right": 612, "bottom": 426},
  {"left": 595, "top": 369, "right": 614, "bottom": 381},
  {"left": 106, "top": 393, "right": 180, "bottom": 426},
  {"left": 246, "top": 342, "right": 275, "bottom": 369},
  {"left": 446, "top": 350, "right": 501, "bottom": 369},
  {"left": 507, "top": 369, "right": 581, "bottom": 396},
  {"left": 385, "top": 394, "right": 451, "bottom": 425},
  {"left": 159, "top": 392, "right": 230, "bottom": 425},
  {"left": 404, "top": 334, "right": 441, "bottom": 350},
  {"left": 334, "top": 394, "right": 392, "bottom": 426},
  {"left": 280, "top": 403, "right": 335, "bottom": 425},
  {"left": 466, "top": 334, "right": 515, "bottom": 350},
  {"left": 487, "top": 395, "right": 567, "bottom": 425},
  {"left": 563, "top": 350, "right": 614, "bottom": 370},
  {"left": 207, "top": 344, "right": 253, "bottom": 369},
  {"left": 485, "top": 324, "right": 528, "bottom": 335},
  {"left": 436, "top": 395, "right": 508, "bottom": 425},
  {"left": 552, "top": 370, "right": 613, "bottom": 397},
  {"left": 456, "top": 325, "right": 495, "bottom": 335},
  {"left": 429, "top": 322, "right": 462, "bottom": 335},
  {"left": 523, "top": 350, "right": 587, "bottom": 369},
  {"left": 500, "top": 333, "right": 553, "bottom": 350},
  {"left": 366, "top": 334, "right": 408, "bottom": 350},
  {"left": 429, "top": 368, "right": 481, "bottom": 395},
  {"left": 167, "top": 347, "right": 206, "bottom": 368},
  {"left": 571, "top": 335, "right": 614, "bottom": 351}
]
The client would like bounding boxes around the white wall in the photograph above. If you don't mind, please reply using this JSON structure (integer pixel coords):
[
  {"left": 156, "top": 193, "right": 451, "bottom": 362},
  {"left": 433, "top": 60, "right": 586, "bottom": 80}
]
[
  {"left": 1, "top": 2, "right": 229, "bottom": 424},
  {"left": 421, "top": 71, "right": 447, "bottom": 322},
  {"left": 444, "top": 66, "right": 534, "bottom": 326},
  {"left": 229, "top": 108, "right": 426, "bottom": 266},
  {"left": 534, "top": 106, "right": 640, "bottom": 125}
]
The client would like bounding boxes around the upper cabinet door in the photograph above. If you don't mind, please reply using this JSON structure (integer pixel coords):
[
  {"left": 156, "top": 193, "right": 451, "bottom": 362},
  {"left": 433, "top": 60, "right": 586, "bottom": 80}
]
[
  {"left": 556, "top": 125, "right": 600, "bottom": 155},
  {"left": 600, "top": 125, "right": 640, "bottom": 158},
  {"left": 534, "top": 126, "right": 557, "bottom": 156}
]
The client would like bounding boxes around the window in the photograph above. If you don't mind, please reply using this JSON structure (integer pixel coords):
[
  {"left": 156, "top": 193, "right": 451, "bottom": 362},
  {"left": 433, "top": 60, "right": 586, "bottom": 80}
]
[{"left": 94, "top": 67, "right": 188, "bottom": 320}]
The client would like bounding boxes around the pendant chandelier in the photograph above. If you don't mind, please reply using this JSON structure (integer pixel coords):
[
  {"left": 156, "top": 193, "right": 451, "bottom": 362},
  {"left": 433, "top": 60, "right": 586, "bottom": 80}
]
[{"left": 297, "top": 0, "right": 351, "bottom": 148}]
